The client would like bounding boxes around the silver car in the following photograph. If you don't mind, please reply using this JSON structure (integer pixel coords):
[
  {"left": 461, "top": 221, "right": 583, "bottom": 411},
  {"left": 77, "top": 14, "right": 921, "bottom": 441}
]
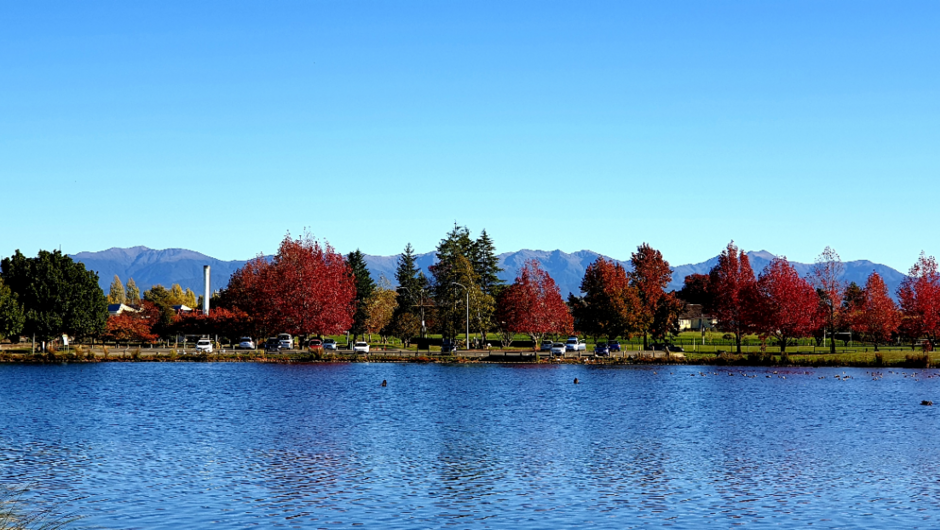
[
  {"left": 323, "top": 338, "right": 338, "bottom": 351},
  {"left": 353, "top": 342, "right": 370, "bottom": 354},
  {"left": 237, "top": 337, "right": 255, "bottom": 349},
  {"left": 551, "top": 343, "right": 566, "bottom": 356}
]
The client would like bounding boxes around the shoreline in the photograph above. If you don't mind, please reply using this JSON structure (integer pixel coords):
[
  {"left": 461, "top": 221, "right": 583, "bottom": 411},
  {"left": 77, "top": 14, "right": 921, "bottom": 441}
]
[{"left": 0, "top": 350, "right": 935, "bottom": 369}]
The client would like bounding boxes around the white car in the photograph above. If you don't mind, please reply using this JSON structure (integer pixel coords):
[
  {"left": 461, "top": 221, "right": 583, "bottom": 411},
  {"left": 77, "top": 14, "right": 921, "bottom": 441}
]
[
  {"left": 278, "top": 333, "right": 293, "bottom": 350},
  {"left": 237, "top": 337, "right": 255, "bottom": 349},
  {"left": 323, "top": 338, "right": 338, "bottom": 351},
  {"left": 551, "top": 343, "right": 566, "bottom": 356},
  {"left": 353, "top": 342, "right": 370, "bottom": 354},
  {"left": 565, "top": 337, "right": 587, "bottom": 352},
  {"left": 195, "top": 339, "right": 213, "bottom": 353}
]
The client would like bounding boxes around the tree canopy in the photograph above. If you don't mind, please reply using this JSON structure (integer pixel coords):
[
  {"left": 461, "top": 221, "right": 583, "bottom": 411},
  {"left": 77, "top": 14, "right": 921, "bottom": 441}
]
[{"left": 0, "top": 249, "right": 109, "bottom": 341}]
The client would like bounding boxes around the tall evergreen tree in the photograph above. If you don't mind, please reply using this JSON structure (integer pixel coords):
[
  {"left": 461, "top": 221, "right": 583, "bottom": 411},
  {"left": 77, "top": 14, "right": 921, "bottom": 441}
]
[
  {"left": 0, "top": 249, "right": 108, "bottom": 341},
  {"left": 392, "top": 243, "right": 431, "bottom": 338},
  {"left": 471, "top": 229, "right": 504, "bottom": 297},
  {"left": 108, "top": 274, "right": 126, "bottom": 304},
  {"left": 125, "top": 278, "right": 141, "bottom": 304},
  {"left": 347, "top": 250, "right": 375, "bottom": 340},
  {"left": 431, "top": 225, "right": 494, "bottom": 344}
]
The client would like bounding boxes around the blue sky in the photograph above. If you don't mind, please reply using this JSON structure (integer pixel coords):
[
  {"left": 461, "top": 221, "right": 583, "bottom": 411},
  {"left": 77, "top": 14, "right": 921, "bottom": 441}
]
[{"left": 2, "top": 1, "right": 938, "bottom": 272}]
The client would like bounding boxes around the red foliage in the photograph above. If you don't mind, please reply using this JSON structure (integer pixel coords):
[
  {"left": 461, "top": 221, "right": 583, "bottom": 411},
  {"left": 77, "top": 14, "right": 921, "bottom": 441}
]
[
  {"left": 707, "top": 242, "right": 758, "bottom": 352},
  {"left": 851, "top": 272, "right": 900, "bottom": 349},
  {"left": 103, "top": 301, "right": 159, "bottom": 343},
  {"left": 750, "top": 257, "right": 819, "bottom": 352},
  {"left": 897, "top": 253, "right": 940, "bottom": 345},
  {"left": 497, "top": 260, "right": 573, "bottom": 343},
  {"left": 223, "top": 233, "right": 356, "bottom": 338},
  {"left": 629, "top": 243, "right": 672, "bottom": 347},
  {"left": 173, "top": 308, "right": 252, "bottom": 339},
  {"left": 578, "top": 258, "right": 641, "bottom": 339}
]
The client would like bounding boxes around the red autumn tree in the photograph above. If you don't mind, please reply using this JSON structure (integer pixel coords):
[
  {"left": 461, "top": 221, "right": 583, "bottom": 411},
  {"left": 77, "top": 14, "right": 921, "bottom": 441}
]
[
  {"left": 897, "top": 253, "right": 940, "bottom": 348},
  {"left": 629, "top": 243, "right": 675, "bottom": 349},
  {"left": 103, "top": 301, "right": 159, "bottom": 343},
  {"left": 173, "top": 307, "right": 253, "bottom": 342},
  {"left": 813, "top": 246, "right": 846, "bottom": 353},
  {"left": 852, "top": 272, "right": 900, "bottom": 351},
  {"left": 707, "top": 242, "right": 758, "bottom": 353},
  {"left": 496, "top": 260, "right": 573, "bottom": 346},
  {"left": 677, "top": 273, "right": 712, "bottom": 306},
  {"left": 751, "top": 257, "right": 819, "bottom": 353},
  {"left": 577, "top": 258, "right": 641, "bottom": 340},
  {"left": 222, "top": 232, "right": 356, "bottom": 340}
]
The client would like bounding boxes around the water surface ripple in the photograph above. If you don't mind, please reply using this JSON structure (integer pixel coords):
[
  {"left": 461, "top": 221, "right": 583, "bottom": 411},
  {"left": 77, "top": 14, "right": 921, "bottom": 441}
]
[{"left": 1, "top": 363, "right": 939, "bottom": 528}]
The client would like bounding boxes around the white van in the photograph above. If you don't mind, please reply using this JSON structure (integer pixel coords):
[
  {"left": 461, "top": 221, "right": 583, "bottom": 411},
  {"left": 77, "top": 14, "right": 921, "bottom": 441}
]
[{"left": 278, "top": 333, "right": 293, "bottom": 350}]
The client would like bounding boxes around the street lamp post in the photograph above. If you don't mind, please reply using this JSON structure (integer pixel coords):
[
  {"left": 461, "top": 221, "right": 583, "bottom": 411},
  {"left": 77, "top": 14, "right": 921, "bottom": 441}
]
[
  {"left": 400, "top": 286, "right": 431, "bottom": 338},
  {"left": 452, "top": 282, "right": 469, "bottom": 351}
]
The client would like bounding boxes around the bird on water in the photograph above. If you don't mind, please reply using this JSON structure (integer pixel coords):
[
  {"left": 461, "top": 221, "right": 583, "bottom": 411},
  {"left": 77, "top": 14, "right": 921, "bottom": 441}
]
[{"left": 381, "top": 380, "right": 387, "bottom": 387}]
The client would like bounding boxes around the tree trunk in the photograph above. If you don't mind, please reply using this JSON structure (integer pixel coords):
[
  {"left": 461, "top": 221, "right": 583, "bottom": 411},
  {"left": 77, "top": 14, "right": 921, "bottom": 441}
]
[
  {"left": 735, "top": 333, "right": 742, "bottom": 354},
  {"left": 779, "top": 336, "right": 788, "bottom": 353},
  {"left": 643, "top": 332, "right": 648, "bottom": 351},
  {"left": 829, "top": 326, "right": 836, "bottom": 354}
]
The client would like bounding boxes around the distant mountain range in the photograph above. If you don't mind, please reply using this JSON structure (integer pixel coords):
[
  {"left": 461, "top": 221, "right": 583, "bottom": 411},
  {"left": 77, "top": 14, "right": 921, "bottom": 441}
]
[{"left": 70, "top": 246, "right": 908, "bottom": 300}]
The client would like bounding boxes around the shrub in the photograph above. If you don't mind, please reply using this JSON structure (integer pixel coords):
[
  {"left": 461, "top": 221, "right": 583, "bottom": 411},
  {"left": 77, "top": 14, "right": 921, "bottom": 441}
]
[
  {"left": 906, "top": 353, "right": 929, "bottom": 368},
  {"left": 130, "top": 347, "right": 141, "bottom": 361},
  {"left": 168, "top": 349, "right": 178, "bottom": 361}
]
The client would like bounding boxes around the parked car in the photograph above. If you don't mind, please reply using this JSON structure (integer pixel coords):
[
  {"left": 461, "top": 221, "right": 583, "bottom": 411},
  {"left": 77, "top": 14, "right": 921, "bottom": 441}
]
[
  {"left": 323, "top": 338, "right": 338, "bottom": 351},
  {"left": 441, "top": 339, "right": 458, "bottom": 353},
  {"left": 278, "top": 333, "right": 293, "bottom": 350},
  {"left": 565, "top": 337, "right": 587, "bottom": 352},
  {"left": 540, "top": 340, "right": 554, "bottom": 352},
  {"left": 264, "top": 338, "right": 281, "bottom": 353},
  {"left": 651, "top": 343, "right": 684, "bottom": 352},
  {"left": 237, "top": 337, "right": 255, "bottom": 350},
  {"left": 353, "top": 342, "right": 370, "bottom": 354},
  {"left": 308, "top": 339, "right": 323, "bottom": 352},
  {"left": 551, "top": 342, "right": 567, "bottom": 356},
  {"left": 607, "top": 340, "right": 621, "bottom": 352},
  {"left": 195, "top": 338, "right": 213, "bottom": 353},
  {"left": 594, "top": 342, "right": 610, "bottom": 356}
]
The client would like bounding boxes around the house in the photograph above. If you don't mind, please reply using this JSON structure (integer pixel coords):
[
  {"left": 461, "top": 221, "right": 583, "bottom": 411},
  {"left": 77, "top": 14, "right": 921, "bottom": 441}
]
[
  {"left": 107, "top": 304, "right": 141, "bottom": 316},
  {"left": 678, "top": 304, "right": 716, "bottom": 331}
]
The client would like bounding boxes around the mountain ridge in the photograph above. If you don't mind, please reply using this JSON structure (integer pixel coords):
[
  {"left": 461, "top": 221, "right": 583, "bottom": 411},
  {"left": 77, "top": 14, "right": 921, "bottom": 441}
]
[{"left": 69, "top": 246, "right": 909, "bottom": 301}]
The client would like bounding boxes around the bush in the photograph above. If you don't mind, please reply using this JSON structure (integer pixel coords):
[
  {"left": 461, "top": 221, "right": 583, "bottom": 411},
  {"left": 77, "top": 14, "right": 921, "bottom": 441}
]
[{"left": 874, "top": 352, "right": 884, "bottom": 366}]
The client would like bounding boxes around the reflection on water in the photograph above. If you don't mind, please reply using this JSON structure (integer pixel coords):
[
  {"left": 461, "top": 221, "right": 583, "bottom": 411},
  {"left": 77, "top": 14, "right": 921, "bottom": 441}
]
[{"left": 2, "top": 363, "right": 940, "bottom": 528}]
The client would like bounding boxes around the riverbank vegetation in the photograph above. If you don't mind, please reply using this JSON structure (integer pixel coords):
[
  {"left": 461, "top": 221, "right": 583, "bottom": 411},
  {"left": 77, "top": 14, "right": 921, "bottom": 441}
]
[{"left": 2, "top": 225, "right": 940, "bottom": 370}]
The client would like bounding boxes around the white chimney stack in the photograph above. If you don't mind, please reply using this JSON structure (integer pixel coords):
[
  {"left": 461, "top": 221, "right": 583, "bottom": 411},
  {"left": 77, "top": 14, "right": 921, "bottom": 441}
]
[{"left": 203, "top": 265, "right": 211, "bottom": 315}]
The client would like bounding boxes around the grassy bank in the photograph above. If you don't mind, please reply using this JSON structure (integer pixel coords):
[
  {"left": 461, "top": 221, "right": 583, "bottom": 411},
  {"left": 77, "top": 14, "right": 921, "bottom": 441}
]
[{"left": 1, "top": 347, "right": 938, "bottom": 369}]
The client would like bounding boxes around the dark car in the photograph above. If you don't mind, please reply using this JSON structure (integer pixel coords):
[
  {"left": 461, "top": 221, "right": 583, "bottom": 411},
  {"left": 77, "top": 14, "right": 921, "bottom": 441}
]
[
  {"left": 667, "top": 344, "right": 685, "bottom": 353},
  {"left": 607, "top": 340, "right": 621, "bottom": 352},
  {"left": 441, "top": 339, "right": 458, "bottom": 354},
  {"left": 264, "top": 338, "right": 281, "bottom": 353},
  {"left": 594, "top": 343, "right": 610, "bottom": 356}
]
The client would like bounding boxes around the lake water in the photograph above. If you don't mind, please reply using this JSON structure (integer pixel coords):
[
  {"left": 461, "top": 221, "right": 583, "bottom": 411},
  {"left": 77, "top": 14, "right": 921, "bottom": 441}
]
[{"left": 1, "top": 362, "right": 939, "bottom": 529}]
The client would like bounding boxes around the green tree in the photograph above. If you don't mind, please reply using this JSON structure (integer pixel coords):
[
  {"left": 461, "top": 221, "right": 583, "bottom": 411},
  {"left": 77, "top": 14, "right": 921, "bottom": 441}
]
[
  {"left": 392, "top": 243, "right": 432, "bottom": 338},
  {"left": 0, "top": 249, "right": 108, "bottom": 341},
  {"left": 143, "top": 284, "right": 171, "bottom": 305},
  {"left": 431, "top": 224, "right": 496, "bottom": 343},
  {"left": 108, "top": 274, "right": 126, "bottom": 304},
  {"left": 347, "top": 250, "right": 375, "bottom": 341},
  {"left": 471, "top": 229, "right": 504, "bottom": 297},
  {"left": 125, "top": 278, "right": 141, "bottom": 304},
  {"left": 0, "top": 279, "right": 25, "bottom": 341}
]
